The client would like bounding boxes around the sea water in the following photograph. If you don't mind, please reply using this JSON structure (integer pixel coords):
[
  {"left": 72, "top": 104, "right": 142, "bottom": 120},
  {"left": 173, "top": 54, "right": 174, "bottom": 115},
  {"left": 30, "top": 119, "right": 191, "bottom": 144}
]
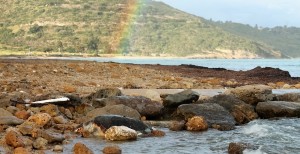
[
  {"left": 58, "top": 118, "right": 300, "bottom": 154},
  {"left": 74, "top": 58, "right": 300, "bottom": 77}
]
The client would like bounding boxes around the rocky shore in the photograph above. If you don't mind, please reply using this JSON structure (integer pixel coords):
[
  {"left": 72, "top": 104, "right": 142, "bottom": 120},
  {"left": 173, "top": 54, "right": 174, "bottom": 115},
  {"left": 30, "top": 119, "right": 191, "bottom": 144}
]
[{"left": 0, "top": 59, "right": 300, "bottom": 153}]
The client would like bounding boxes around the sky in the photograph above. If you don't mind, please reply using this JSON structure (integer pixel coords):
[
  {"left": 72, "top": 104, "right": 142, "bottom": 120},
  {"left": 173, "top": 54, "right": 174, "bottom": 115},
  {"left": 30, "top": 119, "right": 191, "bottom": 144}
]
[{"left": 158, "top": 0, "right": 300, "bottom": 28}]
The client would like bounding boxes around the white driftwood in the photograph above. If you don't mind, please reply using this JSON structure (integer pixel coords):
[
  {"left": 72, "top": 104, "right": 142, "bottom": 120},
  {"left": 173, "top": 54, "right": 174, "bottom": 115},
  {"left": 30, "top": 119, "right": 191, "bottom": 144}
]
[{"left": 31, "top": 97, "right": 70, "bottom": 105}]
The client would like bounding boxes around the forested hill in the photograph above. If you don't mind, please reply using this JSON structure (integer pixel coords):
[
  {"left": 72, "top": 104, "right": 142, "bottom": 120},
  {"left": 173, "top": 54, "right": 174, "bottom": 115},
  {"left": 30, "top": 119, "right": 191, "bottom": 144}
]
[
  {"left": 210, "top": 21, "right": 300, "bottom": 58},
  {"left": 0, "top": 0, "right": 291, "bottom": 58}
]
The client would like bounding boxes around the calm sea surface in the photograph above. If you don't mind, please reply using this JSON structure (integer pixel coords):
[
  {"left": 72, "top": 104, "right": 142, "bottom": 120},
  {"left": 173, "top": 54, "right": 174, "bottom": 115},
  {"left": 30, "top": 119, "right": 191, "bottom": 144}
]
[{"left": 69, "top": 58, "right": 300, "bottom": 77}]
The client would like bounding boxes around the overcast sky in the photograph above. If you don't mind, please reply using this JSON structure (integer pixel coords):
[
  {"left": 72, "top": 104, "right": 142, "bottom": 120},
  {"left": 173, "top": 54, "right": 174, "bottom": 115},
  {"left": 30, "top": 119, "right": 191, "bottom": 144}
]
[{"left": 158, "top": 0, "right": 300, "bottom": 28}]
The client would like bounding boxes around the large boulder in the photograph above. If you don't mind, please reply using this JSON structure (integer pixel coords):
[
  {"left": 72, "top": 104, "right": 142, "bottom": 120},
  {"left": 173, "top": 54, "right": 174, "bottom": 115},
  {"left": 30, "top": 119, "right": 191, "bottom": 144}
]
[
  {"left": 204, "top": 94, "right": 258, "bottom": 124},
  {"left": 94, "top": 96, "right": 163, "bottom": 118},
  {"left": 162, "top": 90, "right": 199, "bottom": 108},
  {"left": 86, "top": 104, "right": 141, "bottom": 120},
  {"left": 225, "top": 85, "right": 273, "bottom": 105},
  {"left": 275, "top": 93, "right": 300, "bottom": 102},
  {"left": 256, "top": 101, "right": 300, "bottom": 118},
  {"left": 105, "top": 126, "right": 138, "bottom": 141},
  {"left": 177, "top": 103, "right": 236, "bottom": 129}
]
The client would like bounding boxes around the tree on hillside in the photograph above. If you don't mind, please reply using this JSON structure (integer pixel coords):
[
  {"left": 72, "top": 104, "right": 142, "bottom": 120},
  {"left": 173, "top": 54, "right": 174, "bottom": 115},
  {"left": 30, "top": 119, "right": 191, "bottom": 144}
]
[{"left": 87, "top": 36, "right": 100, "bottom": 55}]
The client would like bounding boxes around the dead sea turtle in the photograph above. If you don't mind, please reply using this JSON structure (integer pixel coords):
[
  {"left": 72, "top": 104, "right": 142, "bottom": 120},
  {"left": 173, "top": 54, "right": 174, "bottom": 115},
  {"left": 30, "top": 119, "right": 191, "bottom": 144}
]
[{"left": 75, "top": 115, "right": 152, "bottom": 137}]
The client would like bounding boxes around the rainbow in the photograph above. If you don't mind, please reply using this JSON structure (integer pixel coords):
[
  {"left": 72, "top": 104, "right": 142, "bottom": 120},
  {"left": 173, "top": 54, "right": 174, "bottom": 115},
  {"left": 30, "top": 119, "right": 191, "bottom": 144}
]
[{"left": 112, "top": 0, "right": 143, "bottom": 54}]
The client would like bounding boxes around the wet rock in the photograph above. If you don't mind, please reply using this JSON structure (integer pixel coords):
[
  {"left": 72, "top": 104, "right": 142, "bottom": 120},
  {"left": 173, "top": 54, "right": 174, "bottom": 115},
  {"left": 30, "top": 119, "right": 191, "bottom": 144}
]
[
  {"left": 177, "top": 103, "right": 236, "bottom": 129},
  {"left": 204, "top": 94, "right": 258, "bottom": 124},
  {"left": 225, "top": 84, "right": 273, "bottom": 105},
  {"left": 169, "top": 120, "right": 186, "bottom": 131},
  {"left": 256, "top": 101, "right": 300, "bottom": 118},
  {"left": 73, "top": 142, "right": 94, "bottom": 154},
  {"left": 53, "top": 115, "right": 68, "bottom": 124},
  {"left": 228, "top": 142, "right": 248, "bottom": 154},
  {"left": 95, "top": 96, "right": 163, "bottom": 118},
  {"left": 212, "top": 124, "right": 235, "bottom": 131},
  {"left": 102, "top": 145, "right": 122, "bottom": 154},
  {"left": 150, "top": 130, "right": 166, "bottom": 137},
  {"left": 0, "top": 116, "right": 24, "bottom": 125},
  {"left": 40, "top": 104, "right": 59, "bottom": 117},
  {"left": 162, "top": 90, "right": 199, "bottom": 108},
  {"left": 25, "top": 113, "right": 52, "bottom": 127},
  {"left": 32, "top": 129, "right": 65, "bottom": 143},
  {"left": 276, "top": 93, "right": 300, "bottom": 102},
  {"left": 53, "top": 145, "right": 63, "bottom": 152},
  {"left": 5, "top": 130, "right": 25, "bottom": 148},
  {"left": 86, "top": 104, "right": 141, "bottom": 120},
  {"left": 105, "top": 126, "right": 137, "bottom": 141},
  {"left": 185, "top": 116, "right": 208, "bottom": 131},
  {"left": 14, "top": 147, "right": 31, "bottom": 154},
  {"left": 15, "top": 110, "right": 31, "bottom": 120},
  {"left": 0, "top": 108, "right": 13, "bottom": 116},
  {"left": 33, "top": 137, "right": 48, "bottom": 150}
]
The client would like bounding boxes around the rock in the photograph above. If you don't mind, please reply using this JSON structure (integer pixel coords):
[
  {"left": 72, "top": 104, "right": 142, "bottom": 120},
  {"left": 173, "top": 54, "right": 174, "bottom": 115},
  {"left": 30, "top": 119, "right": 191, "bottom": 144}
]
[
  {"left": 77, "top": 115, "right": 151, "bottom": 137},
  {"left": 26, "top": 113, "right": 52, "bottom": 127},
  {"left": 0, "top": 108, "right": 13, "bottom": 116},
  {"left": 5, "top": 130, "right": 25, "bottom": 148},
  {"left": 64, "top": 108, "right": 73, "bottom": 119},
  {"left": 169, "top": 120, "right": 186, "bottom": 131},
  {"left": 0, "top": 116, "right": 24, "bottom": 125},
  {"left": 18, "top": 124, "right": 37, "bottom": 136},
  {"left": 177, "top": 103, "right": 236, "bottom": 130},
  {"left": 40, "top": 104, "right": 59, "bottom": 117},
  {"left": 63, "top": 85, "right": 76, "bottom": 93},
  {"left": 295, "top": 83, "right": 300, "bottom": 89},
  {"left": 162, "top": 90, "right": 199, "bottom": 108},
  {"left": 73, "top": 142, "right": 94, "bottom": 154},
  {"left": 15, "top": 110, "right": 31, "bottom": 120},
  {"left": 105, "top": 126, "right": 137, "bottom": 141},
  {"left": 75, "top": 104, "right": 94, "bottom": 115},
  {"left": 86, "top": 104, "right": 141, "bottom": 120},
  {"left": 6, "top": 106, "right": 19, "bottom": 114},
  {"left": 102, "top": 145, "right": 122, "bottom": 154},
  {"left": 94, "top": 96, "right": 163, "bottom": 118},
  {"left": 53, "top": 145, "right": 63, "bottom": 152},
  {"left": 82, "top": 88, "right": 122, "bottom": 104},
  {"left": 256, "top": 101, "right": 300, "bottom": 118},
  {"left": 211, "top": 124, "right": 235, "bottom": 131},
  {"left": 225, "top": 84, "right": 273, "bottom": 105},
  {"left": 150, "top": 130, "right": 166, "bottom": 137},
  {"left": 14, "top": 147, "right": 31, "bottom": 154},
  {"left": 53, "top": 115, "right": 68, "bottom": 124},
  {"left": 204, "top": 94, "right": 258, "bottom": 124},
  {"left": 33, "top": 137, "right": 48, "bottom": 150},
  {"left": 276, "top": 93, "right": 300, "bottom": 102},
  {"left": 32, "top": 129, "right": 65, "bottom": 143},
  {"left": 228, "top": 142, "right": 249, "bottom": 154},
  {"left": 185, "top": 116, "right": 208, "bottom": 131}
]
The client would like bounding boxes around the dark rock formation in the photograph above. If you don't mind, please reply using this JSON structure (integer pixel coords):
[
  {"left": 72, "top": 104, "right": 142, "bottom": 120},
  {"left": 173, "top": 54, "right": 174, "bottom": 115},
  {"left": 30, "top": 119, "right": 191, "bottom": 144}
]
[
  {"left": 204, "top": 94, "right": 258, "bottom": 124},
  {"left": 256, "top": 101, "right": 300, "bottom": 118},
  {"left": 162, "top": 90, "right": 199, "bottom": 108},
  {"left": 94, "top": 96, "right": 163, "bottom": 118},
  {"left": 177, "top": 103, "right": 236, "bottom": 130}
]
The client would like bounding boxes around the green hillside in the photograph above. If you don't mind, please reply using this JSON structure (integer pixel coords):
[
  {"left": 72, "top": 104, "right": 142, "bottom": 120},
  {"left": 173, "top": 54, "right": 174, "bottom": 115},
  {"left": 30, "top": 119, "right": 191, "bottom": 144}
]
[
  {"left": 0, "top": 0, "right": 286, "bottom": 58},
  {"left": 210, "top": 21, "right": 300, "bottom": 58}
]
